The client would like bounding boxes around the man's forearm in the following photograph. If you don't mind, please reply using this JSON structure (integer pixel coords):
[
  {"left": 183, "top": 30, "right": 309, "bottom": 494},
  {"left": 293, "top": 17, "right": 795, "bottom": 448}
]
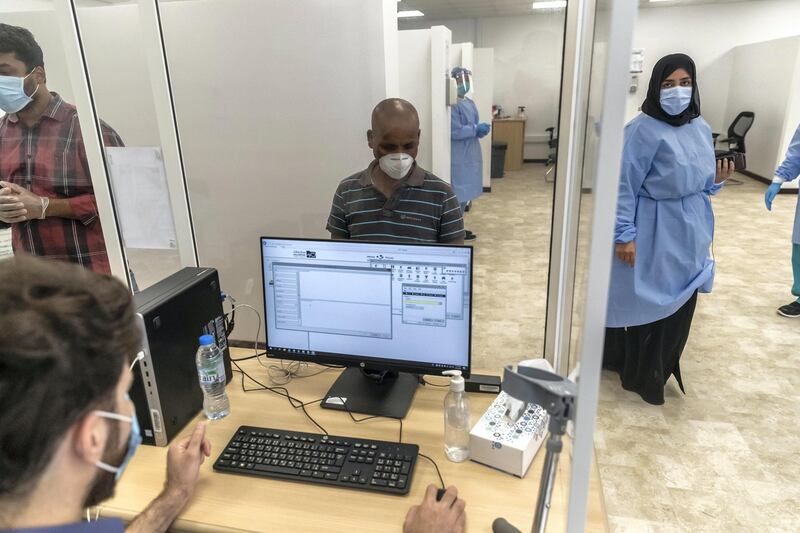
[{"left": 125, "top": 487, "right": 190, "bottom": 533}]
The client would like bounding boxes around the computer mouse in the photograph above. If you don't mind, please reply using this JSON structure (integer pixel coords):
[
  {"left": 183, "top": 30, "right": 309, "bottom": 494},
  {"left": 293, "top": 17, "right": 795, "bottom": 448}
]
[{"left": 436, "top": 488, "right": 446, "bottom": 501}]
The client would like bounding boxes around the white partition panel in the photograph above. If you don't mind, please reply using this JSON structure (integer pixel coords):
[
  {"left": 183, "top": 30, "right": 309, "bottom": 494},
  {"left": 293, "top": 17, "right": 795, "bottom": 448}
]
[
  {"left": 159, "top": 0, "right": 396, "bottom": 344},
  {"left": 399, "top": 30, "right": 434, "bottom": 172},
  {"left": 399, "top": 26, "right": 452, "bottom": 183},
  {"left": 430, "top": 26, "right": 452, "bottom": 182},
  {"left": 474, "top": 48, "right": 494, "bottom": 190}
]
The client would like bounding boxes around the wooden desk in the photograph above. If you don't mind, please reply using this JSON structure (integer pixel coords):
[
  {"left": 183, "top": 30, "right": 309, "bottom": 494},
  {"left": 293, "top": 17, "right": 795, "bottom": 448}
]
[
  {"left": 101, "top": 353, "right": 608, "bottom": 532},
  {"left": 492, "top": 119, "right": 526, "bottom": 171}
]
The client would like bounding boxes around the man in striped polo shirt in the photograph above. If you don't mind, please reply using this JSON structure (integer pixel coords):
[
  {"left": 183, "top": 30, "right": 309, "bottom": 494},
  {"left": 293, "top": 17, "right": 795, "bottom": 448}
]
[{"left": 327, "top": 99, "right": 465, "bottom": 244}]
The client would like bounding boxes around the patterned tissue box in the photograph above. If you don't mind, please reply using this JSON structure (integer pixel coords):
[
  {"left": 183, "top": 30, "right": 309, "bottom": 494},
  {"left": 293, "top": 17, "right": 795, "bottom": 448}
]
[{"left": 469, "top": 391, "right": 549, "bottom": 477}]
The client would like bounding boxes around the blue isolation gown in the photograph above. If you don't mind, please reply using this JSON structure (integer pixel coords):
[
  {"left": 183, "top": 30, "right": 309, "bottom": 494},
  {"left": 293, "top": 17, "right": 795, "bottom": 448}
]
[
  {"left": 606, "top": 113, "right": 722, "bottom": 328},
  {"left": 775, "top": 123, "right": 800, "bottom": 244},
  {"left": 450, "top": 97, "right": 483, "bottom": 204}
]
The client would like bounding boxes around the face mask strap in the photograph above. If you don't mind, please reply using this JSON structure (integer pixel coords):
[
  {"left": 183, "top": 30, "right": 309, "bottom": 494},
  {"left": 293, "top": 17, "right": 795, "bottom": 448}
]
[
  {"left": 94, "top": 410, "right": 133, "bottom": 423},
  {"left": 23, "top": 68, "right": 40, "bottom": 99},
  {"left": 94, "top": 460, "right": 119, "bottom": 474}
]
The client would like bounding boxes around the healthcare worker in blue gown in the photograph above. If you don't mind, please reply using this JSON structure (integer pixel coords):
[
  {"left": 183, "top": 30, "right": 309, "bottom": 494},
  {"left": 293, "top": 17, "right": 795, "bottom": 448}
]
[
  {"left": 603, "top": 54, "right": 735, "bottom": 405},
  {"left": 764, "top": 123, "right": 800, "bottom": 318},
  {"left": 451, "top": 67, "right": 490, "bottom": 241}
]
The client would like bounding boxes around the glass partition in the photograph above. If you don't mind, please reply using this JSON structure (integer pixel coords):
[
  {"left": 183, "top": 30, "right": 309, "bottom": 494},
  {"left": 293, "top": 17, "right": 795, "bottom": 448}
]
[
  {"left": 0, "top": 1, "right": 125, "bottom": 278},
  {"left": 73, "top": 0, "right": 196, "bottom": 291}
]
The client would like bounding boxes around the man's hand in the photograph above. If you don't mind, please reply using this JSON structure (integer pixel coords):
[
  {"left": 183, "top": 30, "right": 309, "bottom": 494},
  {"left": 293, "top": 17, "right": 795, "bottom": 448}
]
[
  {"left": 403, "top": 485, "right": 466, "bottom": 533},
  {"left": 0, "top": 181, "right": 43, "bottom": 222},
  {"left": 125, "top": 423, "right": 212, "bottom": 533},
  {"left": 165, "top": 422, "right": 212, "bottom": 498},
  {"left": 715, "top": 158, "right": 735, "bottom": 184},
  {"left": 476, "top": 122, "right": 491, "bottom": 139},
  {"left": 615, "top": 241, "right": 636, "bottom": 268}
]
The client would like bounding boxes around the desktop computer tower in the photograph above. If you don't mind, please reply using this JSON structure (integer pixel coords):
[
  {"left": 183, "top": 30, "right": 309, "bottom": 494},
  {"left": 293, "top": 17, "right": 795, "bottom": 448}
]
[{"left": 131, "top": 267, "right": 232, "bottom": 446}]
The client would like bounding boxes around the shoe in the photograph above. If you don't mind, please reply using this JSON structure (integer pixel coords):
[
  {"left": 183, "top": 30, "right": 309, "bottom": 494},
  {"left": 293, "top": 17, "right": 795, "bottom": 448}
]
[
  {"left": 777, "top": 301, "right": 800, "bottom": 318},
  {"left": 465, "top": 201, "right": 472, "bottom": 212},
  {"left": 464, "top": 230, "right": 477, "bottom": 241}
]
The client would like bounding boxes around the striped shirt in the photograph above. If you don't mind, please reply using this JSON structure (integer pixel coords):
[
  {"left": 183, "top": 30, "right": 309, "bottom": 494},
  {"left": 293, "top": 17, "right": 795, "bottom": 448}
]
[
  {"left": 0, "top": 92, "right": 123, "bottom": 274},
  {"left": 327, "top": 161, "right": 465, "bottom": 243}
]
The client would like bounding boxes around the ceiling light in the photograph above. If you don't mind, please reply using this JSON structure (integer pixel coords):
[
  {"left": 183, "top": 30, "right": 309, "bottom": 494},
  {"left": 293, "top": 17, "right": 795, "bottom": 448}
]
[
  {"left": 397, "top": 10, "right": 425, "bottom": 18},
  {"left": 531, "top": 1, "right": 567, "bottom": 9}
]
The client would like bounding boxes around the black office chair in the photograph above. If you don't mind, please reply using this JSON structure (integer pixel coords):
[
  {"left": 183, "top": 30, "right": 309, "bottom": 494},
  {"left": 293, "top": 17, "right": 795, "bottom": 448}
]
[
  {"left": 713, "top": 111, "right": 754, "bottom": 186},
  {"left": 713, "top": 111, "right": 755, "bottom": 156},
  {"left": 545, "top": 126, "right": 557, "bottom": 182}
]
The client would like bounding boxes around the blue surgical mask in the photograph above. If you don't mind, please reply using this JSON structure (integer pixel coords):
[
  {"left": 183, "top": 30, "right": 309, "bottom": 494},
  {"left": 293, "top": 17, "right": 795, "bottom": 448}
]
[
  {"left": 457, "top": 80, "right": 471, "bottom": 98},
  {"left": 660, "top": 86, "right": 692, "bottom": 116},
  {"left": 94, "top": 394, "right": 142, "bottom": 481},
  {"left": 0, "top": 70, "right": 38, "bottom": 114}
]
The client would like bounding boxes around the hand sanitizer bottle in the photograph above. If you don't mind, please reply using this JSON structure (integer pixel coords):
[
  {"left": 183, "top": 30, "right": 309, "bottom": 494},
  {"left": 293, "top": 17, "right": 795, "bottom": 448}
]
[{"left": 442, "top": 370, "right": 470, "bottom": 462}]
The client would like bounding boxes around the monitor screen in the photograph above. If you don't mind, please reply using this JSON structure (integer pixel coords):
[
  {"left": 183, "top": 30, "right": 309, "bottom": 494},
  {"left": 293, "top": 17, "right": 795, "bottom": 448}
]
[{"left": 261, "top": 237, "right": 472, "bottom": 375}]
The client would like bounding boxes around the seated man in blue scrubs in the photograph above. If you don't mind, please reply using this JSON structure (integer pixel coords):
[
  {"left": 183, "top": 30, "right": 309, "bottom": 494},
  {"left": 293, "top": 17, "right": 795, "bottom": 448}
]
[{"left": 0, "top": 257, "right": 466, "bottom": 533}]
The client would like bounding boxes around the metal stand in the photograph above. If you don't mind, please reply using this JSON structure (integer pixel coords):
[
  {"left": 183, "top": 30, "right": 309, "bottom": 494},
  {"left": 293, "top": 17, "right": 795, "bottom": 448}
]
[{"left": 491, "top": 364, "right": 577, "bottom": 533}]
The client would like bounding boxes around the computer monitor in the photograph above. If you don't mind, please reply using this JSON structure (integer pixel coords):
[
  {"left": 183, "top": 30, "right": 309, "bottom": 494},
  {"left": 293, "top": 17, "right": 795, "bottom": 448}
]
[{"left": 261, "top": 237, "right": 472, "bottom": 418}]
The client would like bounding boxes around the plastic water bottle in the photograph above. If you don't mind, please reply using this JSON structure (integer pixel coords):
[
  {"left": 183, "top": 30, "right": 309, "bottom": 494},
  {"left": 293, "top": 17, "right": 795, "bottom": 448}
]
[
  {"left": 195, "top": 335, "right": 230, "bottom": 420},
  {"left": 443, "top": 370, "right": 470, "bottom": 462}
]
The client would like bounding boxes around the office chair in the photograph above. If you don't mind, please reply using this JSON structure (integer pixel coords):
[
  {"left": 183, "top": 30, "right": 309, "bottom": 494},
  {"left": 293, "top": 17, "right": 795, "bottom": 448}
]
[
  {"left": 713, "top": 111, "right": 754, "bottom": 155},
  {"left": 545, "top": 127, "right": 557, "bottom": 183},
  {"left": 713, "top": 111, "right": 754, "bottom": 186}
]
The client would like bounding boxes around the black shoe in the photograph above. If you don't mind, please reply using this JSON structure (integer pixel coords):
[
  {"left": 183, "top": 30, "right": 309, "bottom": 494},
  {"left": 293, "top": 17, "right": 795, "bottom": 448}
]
[
  {"left": 464, "top": 230, "right": 476, "bottom": 241},
  {"left": 465, "top": 201, "right": 472, "bottom": 212},
  {"left": 777, "top": 301, "right": 800, "bottom": 318}
]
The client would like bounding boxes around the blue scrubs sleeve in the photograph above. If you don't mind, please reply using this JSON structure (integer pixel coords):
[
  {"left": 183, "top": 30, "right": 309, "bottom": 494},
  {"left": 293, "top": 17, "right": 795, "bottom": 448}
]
[
  {"left": 451, "top": 105, "right": 477, "bottom": 140},
  {"left": 776, "top": 123, "right": 800, "bottom": 182},
  {"left": 615, "top": 122, "right": 656, "bottom": 243}
]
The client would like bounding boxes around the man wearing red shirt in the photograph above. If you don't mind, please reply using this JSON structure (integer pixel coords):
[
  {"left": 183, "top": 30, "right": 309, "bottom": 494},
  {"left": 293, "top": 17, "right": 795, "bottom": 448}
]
[{"left": 0, "top": 23, "right": 121, "bottom": 274}]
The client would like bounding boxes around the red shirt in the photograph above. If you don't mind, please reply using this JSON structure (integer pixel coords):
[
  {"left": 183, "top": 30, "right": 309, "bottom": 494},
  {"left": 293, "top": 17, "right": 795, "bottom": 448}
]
[{"left": 0, "top": 93, "right": 123, "bottom": 274}]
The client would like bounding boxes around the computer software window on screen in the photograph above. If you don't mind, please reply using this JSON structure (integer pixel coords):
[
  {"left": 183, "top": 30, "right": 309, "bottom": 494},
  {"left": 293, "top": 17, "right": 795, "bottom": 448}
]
[{"left": 261, "top": 238, "right": 471, "bottom": 370}]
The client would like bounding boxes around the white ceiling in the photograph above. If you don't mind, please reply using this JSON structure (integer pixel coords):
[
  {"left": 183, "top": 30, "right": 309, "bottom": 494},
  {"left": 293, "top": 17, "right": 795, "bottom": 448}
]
[{"left": 397, "top": 0, "right": 771, "bottom": 20}]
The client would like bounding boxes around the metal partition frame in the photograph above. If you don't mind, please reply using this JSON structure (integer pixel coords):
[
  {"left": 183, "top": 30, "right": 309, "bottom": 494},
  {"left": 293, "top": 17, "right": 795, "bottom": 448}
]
[
  {"left": 545, "top": 0, "right": 597, "bottom": 375},
  {"left": 55, "top": 0, "right": 129, "bottom": 284},
  {"left": 54, "top": 0, "right": 198, "bottom": 289},
  {"left": 135, "top": 0, "right": 198, "bottom": 268},
  {"left": 566, "top": 1, "right": 638, "bottom": 531}
]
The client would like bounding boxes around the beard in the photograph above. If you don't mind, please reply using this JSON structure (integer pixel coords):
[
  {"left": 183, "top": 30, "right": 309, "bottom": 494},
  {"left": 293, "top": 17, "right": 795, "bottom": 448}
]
[{"left": 83, "top": 425, "right": 127, "bottom": 508}]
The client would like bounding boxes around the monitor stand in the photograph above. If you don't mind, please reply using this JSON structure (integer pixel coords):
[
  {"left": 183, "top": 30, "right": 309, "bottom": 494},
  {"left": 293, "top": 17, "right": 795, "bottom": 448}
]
[{"left": 321, "top": 367, "right": 419, "bottom": 419}]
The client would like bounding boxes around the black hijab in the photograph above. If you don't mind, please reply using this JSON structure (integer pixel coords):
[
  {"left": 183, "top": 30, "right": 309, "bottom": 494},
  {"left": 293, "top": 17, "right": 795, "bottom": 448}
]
[{"left": 641, "top": 53, "right": 701, "bottom": 127}]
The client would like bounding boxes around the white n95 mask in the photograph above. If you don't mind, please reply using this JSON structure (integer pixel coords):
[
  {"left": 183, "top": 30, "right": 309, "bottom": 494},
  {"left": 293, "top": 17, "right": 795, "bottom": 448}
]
[{"left": 379, "top": 153, "right": 415, "bottom": 180}]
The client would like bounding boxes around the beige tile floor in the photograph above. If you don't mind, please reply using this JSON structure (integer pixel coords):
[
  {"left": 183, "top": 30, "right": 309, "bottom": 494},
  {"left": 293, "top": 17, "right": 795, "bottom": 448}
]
[{"left": 467, "top": 165, "right": 799, "bottom": 533}]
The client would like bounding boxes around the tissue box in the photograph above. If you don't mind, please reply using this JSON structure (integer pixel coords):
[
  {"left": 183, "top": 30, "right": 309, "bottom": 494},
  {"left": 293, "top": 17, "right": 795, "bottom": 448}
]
[{"left": 469, "top": 391, "right": 548, "bottom": 477}]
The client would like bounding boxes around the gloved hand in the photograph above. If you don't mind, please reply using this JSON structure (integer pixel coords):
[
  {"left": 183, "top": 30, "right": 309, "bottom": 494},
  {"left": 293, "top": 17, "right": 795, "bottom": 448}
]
[
  {"left": 765, "top": 183, "right": 781, "bottom": 211},
  {"left": 476, "top": 122, "right": 491, "bottom": 139}
]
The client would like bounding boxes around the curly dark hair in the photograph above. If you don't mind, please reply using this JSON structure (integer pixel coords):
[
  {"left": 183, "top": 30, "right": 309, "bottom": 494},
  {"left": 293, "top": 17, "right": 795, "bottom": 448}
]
[
  {"left": 0, "top": 24, "right": 44, "bottom": 72},
  {"left": 0, "top": 256, "right": 141, "bottom": 499}
]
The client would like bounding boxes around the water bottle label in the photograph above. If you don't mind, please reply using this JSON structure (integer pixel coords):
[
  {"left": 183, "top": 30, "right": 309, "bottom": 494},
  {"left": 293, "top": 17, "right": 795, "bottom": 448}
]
[{"left": 199, "top": 360, "right": 226, "bottom": 384}]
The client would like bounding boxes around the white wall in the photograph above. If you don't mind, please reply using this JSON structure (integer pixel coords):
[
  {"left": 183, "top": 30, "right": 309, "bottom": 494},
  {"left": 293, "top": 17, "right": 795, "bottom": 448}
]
[
  {"left": 628, "top": 0, "right": 800, "bottom": 132},
  {"left": 402, "top": 13, "right": 566, "bottom": 161},
  {"left": 725, "top": 37, "right": 800, "bottom": 185}
]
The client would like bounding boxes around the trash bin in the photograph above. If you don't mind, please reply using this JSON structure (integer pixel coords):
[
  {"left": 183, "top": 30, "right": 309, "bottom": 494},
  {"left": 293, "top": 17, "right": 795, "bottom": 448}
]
[{"left": 491, "top": 142, "right": 507, "bottom": 178}]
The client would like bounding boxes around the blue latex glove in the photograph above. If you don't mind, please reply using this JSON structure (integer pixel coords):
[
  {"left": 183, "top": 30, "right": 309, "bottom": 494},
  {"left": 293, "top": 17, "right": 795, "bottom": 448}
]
[
  {"left": 765, "top": 183, "right": 781, "bottom": 211},
  {"left": 476, "top": 122, "right": 491, "bottom": 138}
]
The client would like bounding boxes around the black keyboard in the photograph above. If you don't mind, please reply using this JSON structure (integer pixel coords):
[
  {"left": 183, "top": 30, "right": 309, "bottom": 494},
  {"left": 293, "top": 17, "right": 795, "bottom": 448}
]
[{"left": 214, "top": 426, "right": 419, "bottom": 495}]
